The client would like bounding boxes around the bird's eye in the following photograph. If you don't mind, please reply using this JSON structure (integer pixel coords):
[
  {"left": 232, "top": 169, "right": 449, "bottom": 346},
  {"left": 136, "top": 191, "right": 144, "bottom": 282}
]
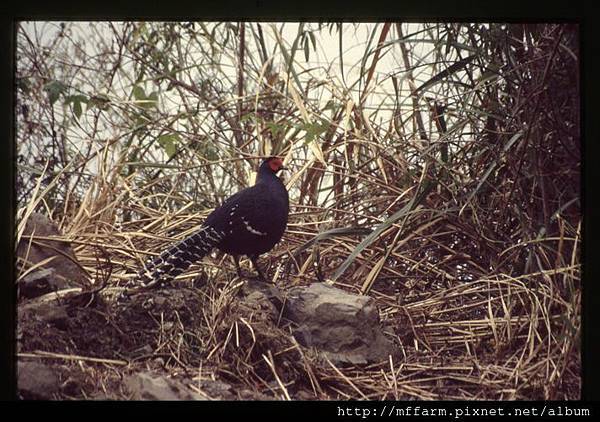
[{"left": 269, "top": 158, "right": 283, "bottom": 172}]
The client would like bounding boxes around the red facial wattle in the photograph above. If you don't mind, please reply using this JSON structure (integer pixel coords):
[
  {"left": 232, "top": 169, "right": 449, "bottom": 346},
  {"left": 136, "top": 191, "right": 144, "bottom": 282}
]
[{"left": 268, "top": 158, "right": 284, "bottom": 172}]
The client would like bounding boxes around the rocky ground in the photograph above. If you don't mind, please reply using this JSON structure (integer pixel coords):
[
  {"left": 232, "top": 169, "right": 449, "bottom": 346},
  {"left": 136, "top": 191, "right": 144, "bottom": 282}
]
[
  {"left": 17, "top": 278, "right": 398, "bottom": 400},
  {"left": 16, "top": 213, "right": 580, "bottom": 400},
  {"left": 16, "top": 215, "right": 399, "bottom": 400}
]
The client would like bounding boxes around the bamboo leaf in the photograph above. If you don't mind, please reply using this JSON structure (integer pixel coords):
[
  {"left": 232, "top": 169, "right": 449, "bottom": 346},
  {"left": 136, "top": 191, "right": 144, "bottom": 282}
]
[
  {"left": 292, "top": 227, "right": 373, "bottom": 258},
  {"left": 415, "top": 55, "right": 477, "bottom": 94},
  {"left": 271, "top": 24, "right": 303, "bottom": 92},
  {"left": 73, "top": 100, "right": 82, "bottom": 119},
  {"left": 459, "top": 131, "right": 523, "bottom": 216},
  {"left": 332, "top": 183, "right": 433, "bottom": 282},
  {"left": 303, "top": 37, "right": 310, "bottom": 62},
  {"left": 132, "top": 85, "right": 146, "bottom": 101}
]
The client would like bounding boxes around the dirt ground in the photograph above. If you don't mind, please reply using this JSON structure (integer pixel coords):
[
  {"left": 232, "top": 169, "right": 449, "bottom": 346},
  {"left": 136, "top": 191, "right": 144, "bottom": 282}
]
[
  {"left": 17, "top": 280, "right": 297, "bottom": 400},
  {"left": 15, "top": 215, "right": 580, "bottom": 401}
]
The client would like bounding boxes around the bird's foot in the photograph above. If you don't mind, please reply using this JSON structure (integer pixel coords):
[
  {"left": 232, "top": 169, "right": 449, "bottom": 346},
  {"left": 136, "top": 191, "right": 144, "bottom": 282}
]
[
  {"left": 148, "top": 279, "right": 173, "bottom": 289},
  {"left": 235, "top": 268, "right": 267, "bottom": 282},
  {"left": 233, "top": 255, "right": 272, "bottom": 283},
  {"left": 132, "top": 276, "right": 173, "bottom": 291}
]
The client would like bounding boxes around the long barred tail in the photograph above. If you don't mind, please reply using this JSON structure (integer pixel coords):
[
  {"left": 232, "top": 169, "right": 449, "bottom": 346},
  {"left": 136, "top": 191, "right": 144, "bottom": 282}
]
[{"left": 135, "top": 225, "right": 225, "bottom": 288}]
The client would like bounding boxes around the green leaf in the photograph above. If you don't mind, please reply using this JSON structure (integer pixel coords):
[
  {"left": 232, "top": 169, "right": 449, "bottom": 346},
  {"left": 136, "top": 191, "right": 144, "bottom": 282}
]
[
  {"left": 132, "top": 85, "right": 146, "bottom": 101},
  {"left": 65, "top": 94, "right": 88, "bottom": 104},
  {"left": 415, "top": 55, "right": 477, "bottom": 94},
  {"left": 132, "top": 85, "right": 158, "bottom": 109},
  {"left": 302, "top": 121, "right": 329, "bottom": 144},
  {"left": 239, "top": 112, "right": 258, "bottom": 123},
  {"left": 157, "top": 134, "right": 179, "bottom": 159},
  {"left": 73, "top": 101, "right": 82, "bottom": 119},
  {"left": 88, "top": 94, "right": 110, "bottom": 111},
  {"left": 303, "top": 37, "right": 310, "bottom": 62},
  {"left": 146, "top": 91, "right": 158, "bottom": 109},
  {"left": 323, "top": 100, "right": 340, "bottom": 113},
  {"left": 266, "top": 122, "right": 282, "bottom": 137},
  {"left": 44, "top": 80, "right": 67, "bottom": 105},
  {"left": 64, "top": 94, "right": 87, "bottom": 119},
  {"left": 309, "top": 31, "right": 316, "bottom": 50}
]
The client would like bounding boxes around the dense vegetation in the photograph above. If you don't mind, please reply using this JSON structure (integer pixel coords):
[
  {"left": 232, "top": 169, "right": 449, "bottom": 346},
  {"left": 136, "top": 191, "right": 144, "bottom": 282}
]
[{"left": 16, "top": 22, "right": 580, "bottom": 399}]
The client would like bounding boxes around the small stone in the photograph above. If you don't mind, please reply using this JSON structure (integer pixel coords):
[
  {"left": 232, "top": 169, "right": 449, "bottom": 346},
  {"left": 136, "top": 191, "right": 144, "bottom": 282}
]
[
  {"left": 18, "top": 302, "right": 70, "bottom": 330},
  {"left": 139, "top": 344, "right": 153, "bottom": 355},
  {"left": 18, "top": 269, "right": 55, "bottom": 299},
  {"left": 238, "top": 388, "right": 274, "bottom": 400},
  {"left": 153, "top": 296, "right": 167, "bottom": 307},
  {"left": 18, "top": 361, "right": 61, "bottom": 399},
  {"left": 36, "top": 303, "right": 69, "bottom": 329},
  {"left": 125, "top": 372, "right": 206, "bottom": 401},
  {"left": 196, "top": 379, "right": 235, "bottom": 400},
  {"left": 295, "top": 389, "right": 317, "bottom": 400}
]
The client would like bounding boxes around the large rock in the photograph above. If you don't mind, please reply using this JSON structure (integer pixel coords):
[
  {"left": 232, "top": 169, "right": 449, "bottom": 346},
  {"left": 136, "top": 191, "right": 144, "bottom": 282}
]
[
  {"left": 283, "top": 283, "right": 397, "bottom": 365},
  {"left": 19, "top": 268, "right": 73, "bottom": 300},
  {"left": 17, "top": 213, "right": 88, "bottom": 298}
]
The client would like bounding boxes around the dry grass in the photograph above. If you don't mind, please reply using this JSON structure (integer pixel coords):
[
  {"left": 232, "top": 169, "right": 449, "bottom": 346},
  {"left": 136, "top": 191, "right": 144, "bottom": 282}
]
[{"left": 16, "top": 163, "right": 581, "bottom": 399}]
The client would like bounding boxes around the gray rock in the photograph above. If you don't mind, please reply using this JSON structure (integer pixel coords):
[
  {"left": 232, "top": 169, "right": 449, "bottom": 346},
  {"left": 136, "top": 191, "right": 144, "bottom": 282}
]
[
  {"left": 19, "top": 268, "right": 57, "bottom": 299},
  {"left": 35, "top": 303, "right": 70, "bottom": 328},
  {"left": 284, "top": 283, "right": 397, "bottom": 365},
  {"left": 195, "top": 379, "right": 236, "bottom": 400},
  {"left": 238, "top": 279, "right": 284, "bottom": 320},
  {"left": 18, "top": 300, "right": 70, "bottom": 331},
  {"left": 125, "top": 372, "right": 206, "bottom": 400},
  {"left": 18, "top": 361, "right": 61, "bottom": 399},
  {"left": 17, "top": 213, "right": 88, "bottom": 298},
  {"left": 238, "top": 388, "right": 275, "bottom": 400}
]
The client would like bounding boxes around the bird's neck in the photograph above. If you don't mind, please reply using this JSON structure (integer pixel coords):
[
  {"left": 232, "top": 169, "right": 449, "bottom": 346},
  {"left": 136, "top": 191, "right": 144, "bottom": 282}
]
[{"left": 256, "top": 166, "right": 280, "bottom": 186}]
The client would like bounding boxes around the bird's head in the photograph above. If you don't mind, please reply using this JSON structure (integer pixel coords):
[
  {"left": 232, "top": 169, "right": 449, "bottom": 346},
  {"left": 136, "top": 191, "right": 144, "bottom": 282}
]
[{"left": 263, "top": 156, "right": 286, "bottom": 174}]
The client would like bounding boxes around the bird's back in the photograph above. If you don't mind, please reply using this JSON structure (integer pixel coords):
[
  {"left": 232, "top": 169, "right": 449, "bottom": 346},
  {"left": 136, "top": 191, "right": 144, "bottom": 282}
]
[{"left": 206, "top": 178, "right": 289, "bottom": 256}]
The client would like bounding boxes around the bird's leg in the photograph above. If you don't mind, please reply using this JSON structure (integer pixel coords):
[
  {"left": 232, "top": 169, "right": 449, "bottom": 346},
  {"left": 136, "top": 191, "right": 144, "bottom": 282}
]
[
  {"left": 249, "top": 254, "right": 268, "bottom": 282},
  {"left": 233, "top": 255, "right": 244, "bottom": 278},
  {"left": 232, "top": 254, "right": 267, "bottom": 282}
]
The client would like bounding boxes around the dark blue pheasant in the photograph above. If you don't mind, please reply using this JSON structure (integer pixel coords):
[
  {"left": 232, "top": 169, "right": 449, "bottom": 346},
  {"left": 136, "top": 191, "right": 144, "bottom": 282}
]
[{"left": 136, "top": 157, "right": 289, "bottom": 287}]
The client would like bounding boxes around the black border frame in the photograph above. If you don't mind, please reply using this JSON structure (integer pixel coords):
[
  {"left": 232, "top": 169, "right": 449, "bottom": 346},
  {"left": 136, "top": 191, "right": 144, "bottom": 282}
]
[{"left": 2, "top": 0, "right": 595, "bottom": 407}]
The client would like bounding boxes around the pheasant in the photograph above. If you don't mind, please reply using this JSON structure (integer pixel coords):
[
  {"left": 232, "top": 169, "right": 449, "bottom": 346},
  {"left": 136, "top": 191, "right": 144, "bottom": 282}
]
[{"left": 135, "top": 157, "right": 288, "bottom": 287}]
